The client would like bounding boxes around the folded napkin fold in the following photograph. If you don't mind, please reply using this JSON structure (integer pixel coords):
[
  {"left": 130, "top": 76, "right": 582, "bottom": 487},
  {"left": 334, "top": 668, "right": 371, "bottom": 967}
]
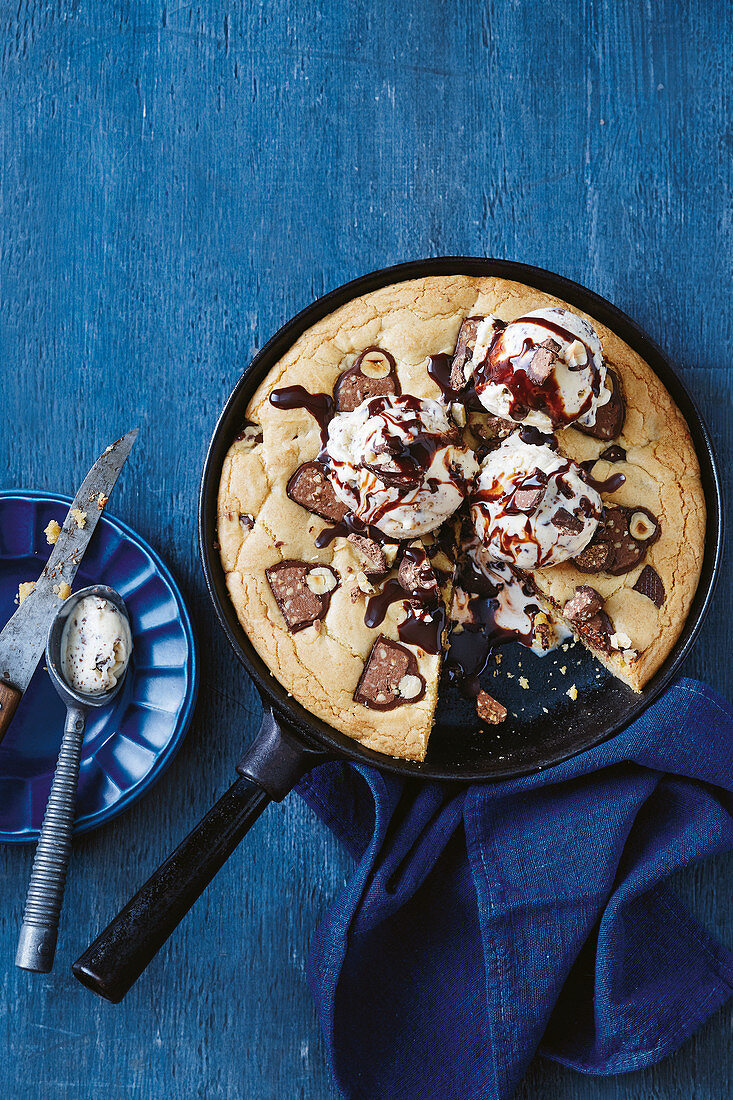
[{"left": 297, "top": 678, "right": 733, "bottom": 1100}]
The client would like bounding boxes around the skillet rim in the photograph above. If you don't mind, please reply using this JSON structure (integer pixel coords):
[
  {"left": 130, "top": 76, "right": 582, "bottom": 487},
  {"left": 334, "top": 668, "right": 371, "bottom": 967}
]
[{"left": 199, "top": 257, "right": 723, "bottom": 782}]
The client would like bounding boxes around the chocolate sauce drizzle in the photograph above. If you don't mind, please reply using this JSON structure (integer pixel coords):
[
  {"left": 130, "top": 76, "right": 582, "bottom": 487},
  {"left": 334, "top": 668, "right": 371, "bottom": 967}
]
[
  {"left": 427, "top": 353, "right": 485, "bottom": 411},
  {"left": 364, "top": 543, "right": 446, "bottom": 655},
  {"left": 444, "top": 564, "right": 543, "bottom": 698},
  {"left": 269, "top": 385, "right": 334, "bottom": 444},
  {"left": 579, "top": 457, "right": 626, "bottom": 494}
]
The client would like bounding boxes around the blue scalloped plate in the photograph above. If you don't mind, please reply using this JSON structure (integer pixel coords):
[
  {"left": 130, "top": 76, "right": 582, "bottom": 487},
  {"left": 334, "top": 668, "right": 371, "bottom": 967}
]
[{"left": 0, "top": 491, "right": 198, "bottom": 843}]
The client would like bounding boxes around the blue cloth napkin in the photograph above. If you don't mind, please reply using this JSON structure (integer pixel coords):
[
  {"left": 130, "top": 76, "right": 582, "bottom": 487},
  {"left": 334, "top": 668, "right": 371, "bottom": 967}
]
[{"left": 296, "top": 678, "right": 733, "bottom": 1099}]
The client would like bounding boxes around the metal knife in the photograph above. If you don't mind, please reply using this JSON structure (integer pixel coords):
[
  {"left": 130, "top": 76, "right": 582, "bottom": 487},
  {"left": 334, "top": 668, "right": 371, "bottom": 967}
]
[{"left": 0, "top": 428, "right": 139, "bottom": 744}]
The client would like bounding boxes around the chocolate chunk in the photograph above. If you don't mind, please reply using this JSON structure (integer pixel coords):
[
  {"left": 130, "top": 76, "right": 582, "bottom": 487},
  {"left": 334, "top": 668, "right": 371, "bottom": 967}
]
[
  {"left": 603, "top": 507, "right": 648, "bottom": 576},
  {"left": 348, "top": 534, "right": 387, "bottom": 580},
  {"left": 470, "top": 413, "right": 515, "bottom": 442},
  {"left": 576, "top": 610, "right": 613, "bottom": 654},
  {"left": 573, "top": 537, "right": 611, "bottom": 574},
  {"left": 576, "top": 369, "right": 625, "bottom": 441},
  {"left": 512, "top": 486, "right": 545, "bottom": 512},
  {"left": 563, "top": 585, "right": 604, "bottom": 623},
  {"left": 234, "top": 423, "right": 263, "bottom": 446},
  {"left": 238, "top": 513, "right": 254, "bottom": 531},
  {"left": 397, "top": 542, "right": 439, "bottom": 602},
  {"left": 450, "top": 316, "right": 482, "bottom": 389},
  {"left": 526, "top": 338, "right": 561, "bottom": 384},
  {"left": 265, "top": 560, "right": 339, "bottom": 633},
  {"left": 551, "top": 507, "right": 584, "bottom": 535},
  {"left": 571, "top": 505, "right": 660, "bottom": 575},
  {"left": 599, "top": 444, "right": 626, "bottom": 463},
  {"left": 334, "top": 346, "right": 400, "bottom": 412},
  {"left": 476, "top": 690, "right": 507, "bottom": 725},
  {"left": 287, "top": 461, "right": 349, "bottom": 523},
  {"left": 354, "top": 635, "right": 426, "bottom": 710},
  {"left": 532, "top": 613, "right": 554, "bottom": 652},
  {"left": 633, "top": 564, "right": 665, "bottom": 607},
  {"left": 510, "top": 468, "right": 548, "bottom": 513}
]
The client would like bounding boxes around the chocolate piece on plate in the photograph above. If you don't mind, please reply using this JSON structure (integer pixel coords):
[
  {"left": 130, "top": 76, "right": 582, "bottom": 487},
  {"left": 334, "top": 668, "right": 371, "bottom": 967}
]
[
  {"left": 633, "top": 564, "right": 666, "bottom": 607},
  {"left": 450, "top": 316, "right": 482, "bottom": 389},
  {"left": 348, "top": 534, "right": 388, "bottom": 580},
  {"left": 334, "top": 346, "right": 400, "bottom": 412},
  {"left": 265, "top": 560, "right": 339, "bottom": 633},
  {"left": 551, "top": 507, "right": 584, "bottom": 535},
  {"left": 576, "top": 368, "right": 625, "bottom": 441},
  {"left": 354, "top": 635, "right": 426, "bottom": 710},
  {"left": 476, "top": 690, "right": 508, "bottom": 725},
  {"left": 398, "top": 541, "right": 439, "bottom": 602},
  {"left": 563, "top": 585, "right": 604, "bottom": 623},
  {"left": 526, "top": 338, "right": 561, "bottom": 384},
  {"left": 287, "top": 461, "right": 349, "bottom": 523}
]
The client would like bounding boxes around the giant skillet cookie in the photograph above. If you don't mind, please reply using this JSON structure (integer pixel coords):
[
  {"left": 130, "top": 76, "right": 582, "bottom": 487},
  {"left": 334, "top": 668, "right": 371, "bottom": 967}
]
[{"left": 217, "top": 276, "right": 705, "bottom": 761}]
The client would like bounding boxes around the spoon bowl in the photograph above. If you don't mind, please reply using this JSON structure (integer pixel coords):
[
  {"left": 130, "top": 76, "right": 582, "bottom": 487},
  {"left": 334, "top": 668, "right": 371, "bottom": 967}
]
[
  {"left": 46, "top": 585, "right": 132, "bottom": 711},
  {"left": 16, "top": 585, "right": 131, "bottom": 973}
]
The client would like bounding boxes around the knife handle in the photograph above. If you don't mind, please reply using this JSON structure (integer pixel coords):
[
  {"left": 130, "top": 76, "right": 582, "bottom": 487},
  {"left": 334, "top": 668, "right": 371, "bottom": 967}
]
[{"left": 0, "top": 681, "right": 23, "bottom": 744}]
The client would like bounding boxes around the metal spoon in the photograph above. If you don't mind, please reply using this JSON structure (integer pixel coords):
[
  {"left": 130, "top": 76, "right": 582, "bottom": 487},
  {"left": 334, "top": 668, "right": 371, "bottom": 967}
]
[{"left": 16, "top": 585, "right": 132, "bottom": 973}]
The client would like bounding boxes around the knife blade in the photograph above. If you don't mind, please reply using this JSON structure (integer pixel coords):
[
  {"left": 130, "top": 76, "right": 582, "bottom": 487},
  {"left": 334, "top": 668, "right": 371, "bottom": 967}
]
[{"left": 0, "top": 428, "right": 138, "bottom": 742}]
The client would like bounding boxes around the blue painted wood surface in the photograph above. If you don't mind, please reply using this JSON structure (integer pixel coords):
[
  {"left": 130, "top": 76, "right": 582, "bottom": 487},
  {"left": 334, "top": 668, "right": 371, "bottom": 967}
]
[{"left": 1, "top": 1, "right": 731, "bottom": 1096}]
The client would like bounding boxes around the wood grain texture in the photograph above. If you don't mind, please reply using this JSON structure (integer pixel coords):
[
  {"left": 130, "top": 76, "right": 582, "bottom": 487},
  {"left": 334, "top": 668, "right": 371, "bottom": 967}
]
[
  {"left": 0, "top": 1, "right": 731, "bottom": 1097},
  {"left": 0, "top": 682, "right": 23, "bottom": 745}
]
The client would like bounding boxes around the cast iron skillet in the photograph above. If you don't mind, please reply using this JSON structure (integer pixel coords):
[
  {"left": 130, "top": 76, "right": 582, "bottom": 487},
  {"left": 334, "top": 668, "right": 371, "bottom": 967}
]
[{"left": 73, "top": 258, "right": 722, "bottom": 1002}]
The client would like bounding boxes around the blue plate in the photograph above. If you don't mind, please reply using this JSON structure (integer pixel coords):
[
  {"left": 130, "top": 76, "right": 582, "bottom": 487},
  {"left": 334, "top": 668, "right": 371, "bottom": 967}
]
[{"left": 0, "top": 491, "right": 198, "bottom": 843}]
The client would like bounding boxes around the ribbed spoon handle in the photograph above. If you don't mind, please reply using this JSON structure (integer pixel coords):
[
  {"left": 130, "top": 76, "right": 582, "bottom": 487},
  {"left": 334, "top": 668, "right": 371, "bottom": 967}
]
[{"left": 16, "top": 705, "right": 87, "bottom": 973}]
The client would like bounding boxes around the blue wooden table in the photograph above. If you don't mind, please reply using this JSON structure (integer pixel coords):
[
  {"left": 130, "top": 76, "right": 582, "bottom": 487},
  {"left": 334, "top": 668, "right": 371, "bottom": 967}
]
[{"left": 1, "top": 2, "right": 731, "bottom": 1096}]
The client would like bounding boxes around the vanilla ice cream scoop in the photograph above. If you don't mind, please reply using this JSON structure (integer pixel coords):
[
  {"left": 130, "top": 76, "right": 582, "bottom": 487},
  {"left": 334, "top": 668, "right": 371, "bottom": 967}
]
[
  {"left": 471, "top": 431, "right": 602, "bottom": 568},
  {"left": 472, "top": 307, "right": 612, "bottom": 432},
  {"left": 325, "top": 393, "right": 479, "bottom": 538}
]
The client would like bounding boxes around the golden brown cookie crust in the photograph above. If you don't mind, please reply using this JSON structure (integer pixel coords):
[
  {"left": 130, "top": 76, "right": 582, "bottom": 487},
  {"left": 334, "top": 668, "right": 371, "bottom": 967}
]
[{"left": 217, "top": 275, "right": 705, "bottom": 755}]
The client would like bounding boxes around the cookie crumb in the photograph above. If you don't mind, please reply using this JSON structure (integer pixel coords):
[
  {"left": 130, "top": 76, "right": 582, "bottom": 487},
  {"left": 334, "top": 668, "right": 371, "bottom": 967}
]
[
  {"left": 53, "top": 582, "right": 71, "bottom": 600},
  {"left": 566, "top": 684, "right": 578, "bottom": 701},
  {"left": 44, "top": 519, "right": 61, "bottom": 545},
  {"left": 519, "top": 676, "right": 529, "bottom": 690},
  {"left": 70, "top": 508, "right": 87, "bottom": 529},
  {"left": 17, "top": 581, "right": 36, "bottom": 605}
]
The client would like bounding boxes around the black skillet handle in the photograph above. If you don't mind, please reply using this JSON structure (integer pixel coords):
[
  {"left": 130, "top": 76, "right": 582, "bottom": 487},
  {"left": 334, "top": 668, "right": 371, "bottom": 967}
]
[{"left": 72, "top": 710, "right": 331, "bottom": 1003}]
